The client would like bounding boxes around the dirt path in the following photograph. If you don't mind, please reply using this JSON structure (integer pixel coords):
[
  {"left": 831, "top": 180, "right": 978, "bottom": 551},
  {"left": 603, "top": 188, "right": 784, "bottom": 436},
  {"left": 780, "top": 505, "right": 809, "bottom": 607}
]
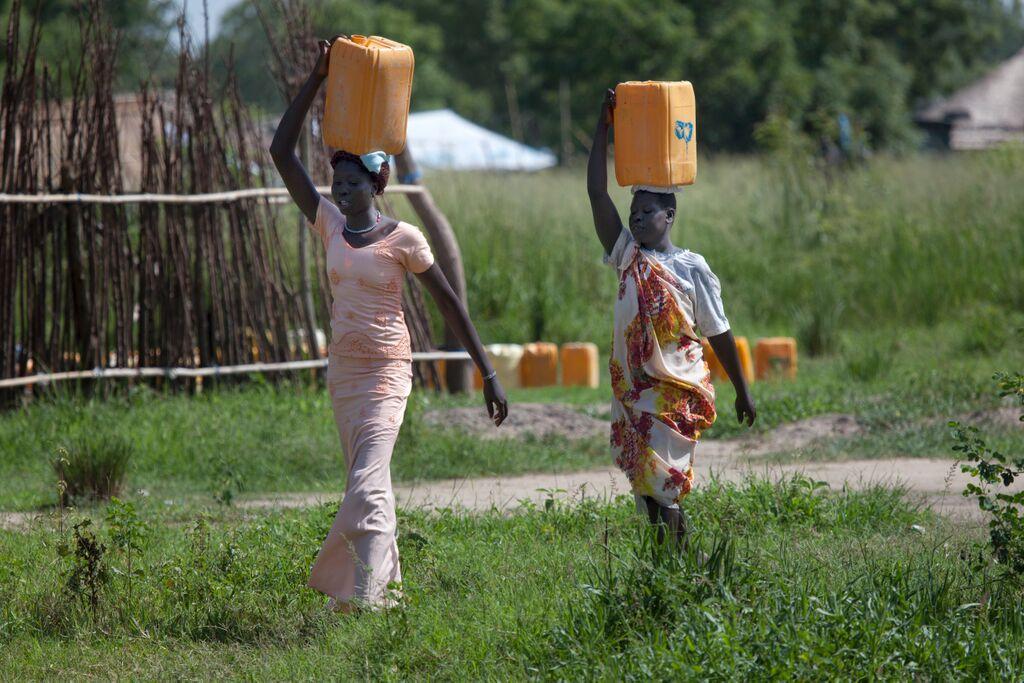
[
  {"left": 232, "top": 455, "right": 992, "bottom": 521},
  {"left": 238, "top": 409, "right": 1018, "bottom": 520},
  {"left": 3, "top": 410, "right": 1017, "bottom": 531}
]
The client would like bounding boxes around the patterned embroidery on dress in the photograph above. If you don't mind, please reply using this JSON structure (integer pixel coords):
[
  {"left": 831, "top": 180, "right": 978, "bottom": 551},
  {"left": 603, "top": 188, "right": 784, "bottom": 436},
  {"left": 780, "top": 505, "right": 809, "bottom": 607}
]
[
  {"left": 329, "top": 268, "right": 342, "bottom": 286},
  {"left": 374, "top": 239, "right": 395, "bottom": 260},
  {"left": 332, "top": 301, "right": 358, "bottom": 322},
  {"left": 374, "top": 311, "right": 389, "bottom": 326},
  {"left": 384, "top": 277, "right": 401, "bottom": 293},
  {"left": 330, "top": 332, "right": 412, "bottom": 359}
]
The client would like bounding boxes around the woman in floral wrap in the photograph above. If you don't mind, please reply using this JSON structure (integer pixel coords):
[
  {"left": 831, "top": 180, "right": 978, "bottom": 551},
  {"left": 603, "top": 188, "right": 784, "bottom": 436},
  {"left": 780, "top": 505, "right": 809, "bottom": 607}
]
[{"left": 587, "top": 88, "right": 756, "bottom": 547}]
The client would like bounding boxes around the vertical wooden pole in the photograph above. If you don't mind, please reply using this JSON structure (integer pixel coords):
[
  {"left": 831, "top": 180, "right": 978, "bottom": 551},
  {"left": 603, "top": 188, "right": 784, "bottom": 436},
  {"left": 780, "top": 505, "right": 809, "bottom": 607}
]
[
  {"left": 505, "top": 76, "right": 524, "bottom": 142},
  {"left": 560, "top": 77, "right": 573, "bottom": 164}
]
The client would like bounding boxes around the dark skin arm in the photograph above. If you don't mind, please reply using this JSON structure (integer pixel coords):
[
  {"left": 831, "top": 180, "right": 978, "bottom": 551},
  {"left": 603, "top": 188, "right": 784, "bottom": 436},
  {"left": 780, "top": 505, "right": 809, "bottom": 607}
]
[
  {"left": 269, "top": 38, "right": 338, "bottom": 222},
  {"left": 415, "top": 266, "right": 507, "bottom": 425},
  {"left": 587, "top": 89, "right": 624, "bottom": 255},
  {"left": 708, "top": 330, "right": 757, "bottom": 426}
]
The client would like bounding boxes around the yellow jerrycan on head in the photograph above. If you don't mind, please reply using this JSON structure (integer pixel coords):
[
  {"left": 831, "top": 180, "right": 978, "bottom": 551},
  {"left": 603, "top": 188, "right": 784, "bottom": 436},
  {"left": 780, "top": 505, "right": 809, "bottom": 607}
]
[
  {"left": 613, "top": 81, "right": 697, "bottom": 188},
  {"left": 322, "top": 35, "right": 415, "bottom": 155}
]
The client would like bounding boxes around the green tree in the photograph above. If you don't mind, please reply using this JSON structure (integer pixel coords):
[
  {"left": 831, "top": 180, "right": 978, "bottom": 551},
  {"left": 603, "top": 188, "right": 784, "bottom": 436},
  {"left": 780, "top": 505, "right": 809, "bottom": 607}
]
[
  {"left": 0, "top": 0, "right": 176, "bottom": 91},
  {"left": 209, "top": 0, "right": 1024, "bottom": 152}
]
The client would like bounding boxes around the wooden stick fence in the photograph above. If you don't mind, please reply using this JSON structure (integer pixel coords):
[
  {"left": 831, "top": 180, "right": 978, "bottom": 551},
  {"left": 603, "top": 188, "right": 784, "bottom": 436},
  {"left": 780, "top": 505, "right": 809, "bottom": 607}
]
[{"left": 0, "top": 0, "right": 447, "bottom": 402}]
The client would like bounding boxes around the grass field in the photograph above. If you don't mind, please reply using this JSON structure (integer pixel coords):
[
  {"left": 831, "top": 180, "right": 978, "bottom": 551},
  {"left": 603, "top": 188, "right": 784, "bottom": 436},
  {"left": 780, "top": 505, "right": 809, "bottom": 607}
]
[
  {"left": 2, "top": 479, "right": 1022, "bottom": 679},
  {"left": 2, "top": 151, "right": 1022, "bottom": 678}
]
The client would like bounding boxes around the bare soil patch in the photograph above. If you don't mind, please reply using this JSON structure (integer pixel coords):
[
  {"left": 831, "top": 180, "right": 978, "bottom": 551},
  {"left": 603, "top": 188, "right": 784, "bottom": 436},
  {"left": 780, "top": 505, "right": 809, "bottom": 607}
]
[{"left": 423, "top": 402, "right": 608, "bottom": 441}]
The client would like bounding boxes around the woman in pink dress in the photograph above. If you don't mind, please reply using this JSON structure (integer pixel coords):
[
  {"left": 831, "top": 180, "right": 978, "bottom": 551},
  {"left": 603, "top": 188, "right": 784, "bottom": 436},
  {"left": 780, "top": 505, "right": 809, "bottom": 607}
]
[{"left": 271, "top": 39, "right": 509, "bottom": 611}]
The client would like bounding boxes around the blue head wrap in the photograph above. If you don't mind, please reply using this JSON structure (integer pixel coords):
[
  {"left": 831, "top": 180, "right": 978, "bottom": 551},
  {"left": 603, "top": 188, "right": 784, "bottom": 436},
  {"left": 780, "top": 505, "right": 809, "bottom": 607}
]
[{"left": 359, "top": 151, "right": 388, "bottom": 174}]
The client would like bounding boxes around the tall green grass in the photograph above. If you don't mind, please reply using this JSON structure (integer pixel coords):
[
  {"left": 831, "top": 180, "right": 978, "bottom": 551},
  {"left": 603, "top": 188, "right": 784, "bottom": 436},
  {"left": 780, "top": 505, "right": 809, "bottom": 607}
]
[{"left": 393, "top": 150, "right": 1024, "bottom": 349}]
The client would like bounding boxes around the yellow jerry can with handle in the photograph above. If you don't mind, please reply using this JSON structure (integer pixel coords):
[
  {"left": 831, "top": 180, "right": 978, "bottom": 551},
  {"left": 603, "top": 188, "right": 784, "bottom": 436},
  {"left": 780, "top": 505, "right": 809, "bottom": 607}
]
[
  {"left": 560, "top": 342, "right": 600, "bottom": 388},
  {"left": 520, "top": 342, "right": 559, "bottom": 388},
  {"left": 613, "top": 81, "right": 696, "bottom": 188},
  {"left": 323, "top": 35, "right": 414, "bottom": 154},
  {"left": 701, "top": 336, "right": 754, "bottom": 384},
  {"left": 754, "top": 337, "right": 798, "bottom": 380}
]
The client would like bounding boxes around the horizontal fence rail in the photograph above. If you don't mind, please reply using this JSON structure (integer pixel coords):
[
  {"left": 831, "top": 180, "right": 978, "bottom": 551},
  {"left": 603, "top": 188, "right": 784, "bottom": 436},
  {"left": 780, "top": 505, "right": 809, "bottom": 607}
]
[
  {"left": 0, "top": 352, "right": 472, "bottom": 389},
  {"left": 0, "top": 185, "right": 424, "bottom": 205}
]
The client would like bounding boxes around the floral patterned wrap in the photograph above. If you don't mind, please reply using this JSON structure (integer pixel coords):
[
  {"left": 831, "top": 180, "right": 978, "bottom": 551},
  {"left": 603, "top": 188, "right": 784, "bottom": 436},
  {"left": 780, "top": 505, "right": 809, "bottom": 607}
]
[{"left": 609, "top": 240, "right": 717, "bottom": 507}]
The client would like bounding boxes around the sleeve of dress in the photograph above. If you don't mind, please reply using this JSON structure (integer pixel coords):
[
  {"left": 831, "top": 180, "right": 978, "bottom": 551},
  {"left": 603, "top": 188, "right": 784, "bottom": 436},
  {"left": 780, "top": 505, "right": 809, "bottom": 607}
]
[
  {"left": 602, "top": 229, "right": 633, "bottom": 269},
  {"left": 398, "top": 225, "right": 435, "bottom": 274},
  {"left": 691, "top": 256, "right": 731, "bottom": 337}
]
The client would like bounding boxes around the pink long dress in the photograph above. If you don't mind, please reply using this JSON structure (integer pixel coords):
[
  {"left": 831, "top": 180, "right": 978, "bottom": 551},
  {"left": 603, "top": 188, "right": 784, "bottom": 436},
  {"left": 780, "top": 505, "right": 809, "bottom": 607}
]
[{"left": 305, "top": 196, "right": 434, "bottom": 609}]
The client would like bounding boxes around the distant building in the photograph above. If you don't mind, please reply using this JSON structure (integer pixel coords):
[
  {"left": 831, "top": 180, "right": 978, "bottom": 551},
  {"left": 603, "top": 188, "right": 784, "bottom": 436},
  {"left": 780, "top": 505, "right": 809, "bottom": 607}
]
[
  {"left": 915, "top": 47, "right": 1024, "bottom": 150},
  {"left": 21, "top": 91, "right": 177, "bottom": 190}
]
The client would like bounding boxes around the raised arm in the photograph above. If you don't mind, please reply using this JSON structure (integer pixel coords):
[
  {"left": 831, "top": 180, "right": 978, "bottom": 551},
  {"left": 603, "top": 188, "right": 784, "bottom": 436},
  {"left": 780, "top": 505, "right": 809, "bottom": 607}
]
[
  {"left": 587, "top": 88, "right": 624, "bottom": 255},
  {"left": 269, "top": 39, "right": 333, "bottom": 223},
  {"left": 415, "top": 265, "right": 508, "bottom": 427}
]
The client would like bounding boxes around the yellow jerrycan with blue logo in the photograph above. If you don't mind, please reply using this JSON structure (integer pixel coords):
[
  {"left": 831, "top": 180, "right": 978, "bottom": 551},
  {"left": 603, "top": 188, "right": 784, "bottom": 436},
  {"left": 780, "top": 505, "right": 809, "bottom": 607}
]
[{"left": 613, "top": 81, "right": 696, "bottom": 188}]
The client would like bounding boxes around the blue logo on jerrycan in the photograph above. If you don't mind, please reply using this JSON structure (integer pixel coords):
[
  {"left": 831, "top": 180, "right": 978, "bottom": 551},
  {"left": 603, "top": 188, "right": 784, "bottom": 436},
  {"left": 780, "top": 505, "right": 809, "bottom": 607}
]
[
  {"left": 674, "top": 120, "right": 694, "bottom": 158},
  {"left": 674, "top": 120, "right": 693, "bottom": 142}
]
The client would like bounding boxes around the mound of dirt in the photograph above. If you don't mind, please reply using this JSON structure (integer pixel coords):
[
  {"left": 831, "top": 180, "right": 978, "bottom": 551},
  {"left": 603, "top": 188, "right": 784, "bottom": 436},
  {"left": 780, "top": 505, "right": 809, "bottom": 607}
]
[
  {"left": 741, "top": 413, "right": 864, "bottom": 455},
  {"left": 423, "top": 405, "right": 867, "bottom": 455},
  {"left": 423, "top": 402, "right": 608, "bottom": 441}
]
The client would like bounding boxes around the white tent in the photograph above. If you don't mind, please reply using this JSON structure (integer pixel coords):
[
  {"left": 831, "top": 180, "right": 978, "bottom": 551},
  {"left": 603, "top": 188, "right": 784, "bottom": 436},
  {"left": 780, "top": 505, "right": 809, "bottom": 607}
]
[{"left": 405, "top": 109, "right": 557, "bottom": 171}]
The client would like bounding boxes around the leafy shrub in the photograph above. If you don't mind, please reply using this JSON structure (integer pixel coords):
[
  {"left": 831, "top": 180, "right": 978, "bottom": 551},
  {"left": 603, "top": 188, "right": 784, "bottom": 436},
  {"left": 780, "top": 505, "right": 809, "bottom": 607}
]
[{"left": 952, "top": 370, "right": 1024, "bottom": 583}]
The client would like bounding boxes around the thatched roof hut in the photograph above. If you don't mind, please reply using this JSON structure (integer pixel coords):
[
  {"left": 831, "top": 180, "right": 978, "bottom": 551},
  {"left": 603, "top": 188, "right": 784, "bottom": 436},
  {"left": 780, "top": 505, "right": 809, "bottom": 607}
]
[{"left": 915, "top": 47, "right": 1024, "bottom": 150}]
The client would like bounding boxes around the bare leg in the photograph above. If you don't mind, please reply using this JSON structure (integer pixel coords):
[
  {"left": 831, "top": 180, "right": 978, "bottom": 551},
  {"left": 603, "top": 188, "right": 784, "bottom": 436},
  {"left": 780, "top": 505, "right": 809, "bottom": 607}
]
[{"left": 643, "top": 496, "right": 689, "bottom": 551}]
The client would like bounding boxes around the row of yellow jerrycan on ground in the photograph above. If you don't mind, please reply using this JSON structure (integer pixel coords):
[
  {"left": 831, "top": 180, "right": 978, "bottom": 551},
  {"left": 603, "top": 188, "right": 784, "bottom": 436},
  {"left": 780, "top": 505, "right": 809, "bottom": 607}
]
[
  {"left": 321, "top": 35, "right": 697, "bottom": 187},
  {"left": 433, "top": 337, "right": 798, "bottom": 391},
  {"left": 431, "top": 343, "right": 599, "bottom": 391}
]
